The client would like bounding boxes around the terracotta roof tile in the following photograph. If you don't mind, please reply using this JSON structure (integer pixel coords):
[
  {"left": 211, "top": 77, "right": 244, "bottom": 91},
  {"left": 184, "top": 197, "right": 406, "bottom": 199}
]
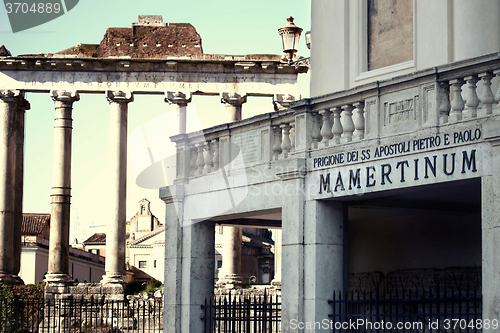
[
  {"left": 22, "top": 213, "right": 50, "bottom": 235},
  {"left": 83, "top": 233, "right": 106, "bottom": 244}
]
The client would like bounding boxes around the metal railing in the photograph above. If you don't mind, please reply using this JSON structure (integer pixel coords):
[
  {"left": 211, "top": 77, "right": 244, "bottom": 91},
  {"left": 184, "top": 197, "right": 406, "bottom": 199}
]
[
  {"left": 202, "top": 291, "right": 281, "bottom": 333},
  {"left": 0, "top": 295, "right": 163, "bottom": 333},
  {"left": 329, "top": 282, "right": 483, "bottom": 332}
]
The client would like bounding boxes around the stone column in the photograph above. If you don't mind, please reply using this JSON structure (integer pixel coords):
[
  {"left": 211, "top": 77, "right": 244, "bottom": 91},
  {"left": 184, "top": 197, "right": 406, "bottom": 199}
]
[
  {"left": 271, "top": 228, "right": 282, "bottom": 289},
  {"left": 102, "top": 91, "right": 133, "bottom": 285},
  {"left": 12, "top": 97, "right": 30, "bottom": 282},
  {"left": 0, "top": 90, "right": 22, "bottom": 283},
  {"left": 221, "top": 92, "right": 247, "bottom": 122},
  {"left": 218, "top": 226, "right": 243, "bottom": 288},
  {"left": 165, "top": 92, "right": 191, "bottom": 134},
  {"left": 46, "top": 90, "right": 79, "bottom": 284}
]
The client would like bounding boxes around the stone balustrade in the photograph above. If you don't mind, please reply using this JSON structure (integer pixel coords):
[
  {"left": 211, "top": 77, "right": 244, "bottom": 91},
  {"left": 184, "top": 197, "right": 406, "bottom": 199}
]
[{"left": 171, "top": 52, "right": 500, "bottom": 182}]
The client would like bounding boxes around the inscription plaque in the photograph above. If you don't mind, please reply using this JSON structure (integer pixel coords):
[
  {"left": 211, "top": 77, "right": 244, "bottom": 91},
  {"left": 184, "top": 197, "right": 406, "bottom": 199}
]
[{"left": 230, "top": 130, "right": 259, "bottom": 169}]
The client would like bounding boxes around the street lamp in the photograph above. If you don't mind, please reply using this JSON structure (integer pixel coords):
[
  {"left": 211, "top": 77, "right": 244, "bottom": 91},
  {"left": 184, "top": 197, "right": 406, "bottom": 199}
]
[{"left": 278, "top": 16, "right": 310, "bottom": 68}]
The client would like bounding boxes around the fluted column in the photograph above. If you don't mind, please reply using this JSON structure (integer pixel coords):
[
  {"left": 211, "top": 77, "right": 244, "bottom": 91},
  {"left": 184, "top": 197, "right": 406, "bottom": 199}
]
[
  {"left": 218, "top": 226, "right": 243, "bottom": 289},
  {"left": 0, "top": 90, "right": 22, "bottom": 283},
  {"left": 165, "top": 92, "right": 191, "bottom": 134},
  {"left": 12, "top": 97, "right": 29, "bottom": 283},
  {"left": 46, "top": 90, "right": 79, "bottom": 284},
  {"left": 102, "top": 91, "right": 133, "bottom": 285},
  {"left": 221, "top": 92, "right": 247, "bottom": 122},
  {"left": 271, "top": 228, "right": 282, "bottom": 290}
]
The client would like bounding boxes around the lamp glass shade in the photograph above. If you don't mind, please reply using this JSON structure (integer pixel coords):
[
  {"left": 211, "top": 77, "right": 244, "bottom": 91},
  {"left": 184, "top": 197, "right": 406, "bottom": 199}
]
[{"left": 278, "top": 16, "right": 303, "bottom": 56}]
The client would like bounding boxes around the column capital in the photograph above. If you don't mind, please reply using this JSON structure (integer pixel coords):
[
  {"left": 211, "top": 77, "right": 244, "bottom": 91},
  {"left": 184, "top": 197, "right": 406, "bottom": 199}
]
[
  {"left": 50, "top": 90, "right": 80, "bottom": 105},
  {"left": 0, "top": 90, "right": 23, "bottom": 102},
  {"left": 106, "top": 90, "right": 133, "bottom": 104},
  {"left": 273, "top": 93, "right": 296, "bottom": 110},
  {"left": 165, "top": 91, "right": 191, "bottom": 105},
  {"left": 221, "top": 92, "right": 247, "bottom": 106}
]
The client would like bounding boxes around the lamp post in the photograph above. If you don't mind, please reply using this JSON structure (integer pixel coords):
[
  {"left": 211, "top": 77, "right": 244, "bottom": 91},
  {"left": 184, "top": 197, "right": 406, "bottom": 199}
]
[{"left": 278, "top": 16, "right": 310, "bottom": 68}]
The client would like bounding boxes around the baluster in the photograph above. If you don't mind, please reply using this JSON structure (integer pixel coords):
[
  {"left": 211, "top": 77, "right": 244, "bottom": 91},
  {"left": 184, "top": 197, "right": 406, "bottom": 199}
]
[
  {"left": 449, "top": 79, "right": 465, "bottom": 122},
  {"left": 479, "top": 72, "right": 494, "bottom": 116},
  {"left": 352, "top": 102, "right": 365, "bottom": 140},
  {"left": 203, "top": 141, "right": 212, "bottom": 174},
  {"left": 341, "top": 104, "right": 355, "bottom": 142},
  {"left": 272, "top": 126, "right": 282, "bottom": 161},
  {"left": 310, "top": 113, "right": 321, "bottom": 149},
  {"left": 290, "top": 121, "right": 296, "bottom": 152},
  {"left": 318, "top": 109, "right": 333, "bottom": 146},
  {"left": 439, "top": 81, "right": 451, "bottom": 124},
  {"left": 331, "top": 107, "right": 343, "bottom": 144},
  {"left": 196, "top": 143, "right": 205, "bottom": 176},
  {"left": 280, "top": 124, "right": 291, "bottom": 159},
  {"left": 190, "top": 145, "right": 197, "bottom": 177},
  {"left": 494, "top": 69, "right": 500, "bottom": 113},
  {"left": 463, "top": 75, "right": 479, "bottom": 118},
  {"left": 212, "top": 139, "right": 220, "bottom": 171}
]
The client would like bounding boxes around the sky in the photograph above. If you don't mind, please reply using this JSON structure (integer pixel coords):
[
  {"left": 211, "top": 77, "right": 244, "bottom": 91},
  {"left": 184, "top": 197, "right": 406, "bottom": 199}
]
[{"left": 0, "top": 0, "right": 311, "bottom": 242}]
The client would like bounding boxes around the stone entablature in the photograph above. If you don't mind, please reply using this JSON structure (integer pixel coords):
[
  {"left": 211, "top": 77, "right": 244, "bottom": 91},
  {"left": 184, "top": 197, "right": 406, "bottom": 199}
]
[{"left": 0, "top": 56, "right": 304, "bottom": 97}]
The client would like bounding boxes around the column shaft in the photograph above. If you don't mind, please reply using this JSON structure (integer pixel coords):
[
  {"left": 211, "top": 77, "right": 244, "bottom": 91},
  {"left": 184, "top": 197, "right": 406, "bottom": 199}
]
[
  {"left": 165, "top": 92, "right": 191, "bottom": 134},
  {"left": 46, "top": 90, "right": 79, "bottom": 283},
  {"left": 12, "top": 98, "right": 29, "bottom": 281},
  {"left": 271, "top": 228, "right": 282, "bottom": 289},
  {"left": 103, "top": 91, "right": 132, "bottom": 284},
  {"left": 0, "top": 90, "right": 21, "bottom": 282},
  {"left": 218, "top": 226, "right": 243, "bottom": 288}
]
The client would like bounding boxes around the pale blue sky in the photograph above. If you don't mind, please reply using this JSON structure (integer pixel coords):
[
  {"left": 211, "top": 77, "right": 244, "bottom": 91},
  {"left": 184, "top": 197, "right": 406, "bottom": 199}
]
[{"left": 0, "top": 0, "right": 311, "bottom": 241}]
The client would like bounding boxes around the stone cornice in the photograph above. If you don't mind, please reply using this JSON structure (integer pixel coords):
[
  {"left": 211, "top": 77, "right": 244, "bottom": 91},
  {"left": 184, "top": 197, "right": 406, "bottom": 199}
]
[{"left": 0, "top": 55, "right": 306, "bottom": 74}]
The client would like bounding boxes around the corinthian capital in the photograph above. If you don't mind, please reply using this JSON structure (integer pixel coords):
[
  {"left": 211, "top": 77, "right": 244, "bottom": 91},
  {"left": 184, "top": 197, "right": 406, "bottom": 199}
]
[{"left": 106, "top": 90, "right": 134, "bottom": 104}]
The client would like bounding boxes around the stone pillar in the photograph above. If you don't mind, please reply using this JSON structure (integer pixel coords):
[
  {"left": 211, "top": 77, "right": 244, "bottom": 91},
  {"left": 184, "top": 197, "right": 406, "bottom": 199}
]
[
  {"left": 271, "top": 228, "right": 282, "bottom": 289},
  {"left": 46, "top": 90, "right": 79, "bottom": 284},
  {"left": 221, "top": 92, "right": 247, "bottom": 122},
  {"left": 276, "top": 158, "right": 347, "bottom": 333},
  {"left": 302, "top": 200, "right": 347, "bottom": 330},
  {"left": 218, "top": 226, "right": 243, "bottom": 288},
  {"left": 12, "top": 97, "right": 30, "bottom": 282},
  {"left": 481, "top": 129, "right": 500, "bottom": 321},
  {"left": 102, "top": 91, "right": 133, "bottom": 285},
  {"left": 161, "top": 185, "right": 215, "bottom": 333},
  {"left": 0, "top": 90, "right": 22, "bottom": 283},
  {"left": 165, "top": 92, "right": 191, "bottom": 134}
]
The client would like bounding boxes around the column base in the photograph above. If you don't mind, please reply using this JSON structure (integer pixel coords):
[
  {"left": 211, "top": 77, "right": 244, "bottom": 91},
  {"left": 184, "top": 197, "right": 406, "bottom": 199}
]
[
  {"left": 217, "top": 274, "right": 243, "bottom": 289},
  {"left": 0, "top": 274, "right": 24, "bottom": 285},
  {"left": 45, "top": 273, "right": 74, "bottom": 284},
  {"left": 101, "top": 274, "right": 126, "bottom": 285}
]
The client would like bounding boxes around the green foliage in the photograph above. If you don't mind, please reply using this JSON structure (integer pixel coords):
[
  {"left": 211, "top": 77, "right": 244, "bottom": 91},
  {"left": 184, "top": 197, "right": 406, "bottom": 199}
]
[
  {"left": 0, "top": 286, "right": 21, "bottom": 333},
  {"left": 124, "top": 280, "right": 163, "bottom": 295}
]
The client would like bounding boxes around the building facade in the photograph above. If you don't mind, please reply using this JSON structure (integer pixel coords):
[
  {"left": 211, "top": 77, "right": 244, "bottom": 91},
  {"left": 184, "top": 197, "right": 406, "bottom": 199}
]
[{"left": 161, "top": 1, "right": 500, "bottom": 332}]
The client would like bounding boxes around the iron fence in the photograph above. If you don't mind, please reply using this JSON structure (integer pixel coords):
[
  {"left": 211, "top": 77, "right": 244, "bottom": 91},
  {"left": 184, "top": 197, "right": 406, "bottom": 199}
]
[
  {"left": 329, "top": 282, "right": 483, "bottom": 332},
  {"left": 0, "top": 295, "right": 163, "bottom": 333},
  {"left": 202, "top": 291, "right": 281, "bottom": 333}
]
